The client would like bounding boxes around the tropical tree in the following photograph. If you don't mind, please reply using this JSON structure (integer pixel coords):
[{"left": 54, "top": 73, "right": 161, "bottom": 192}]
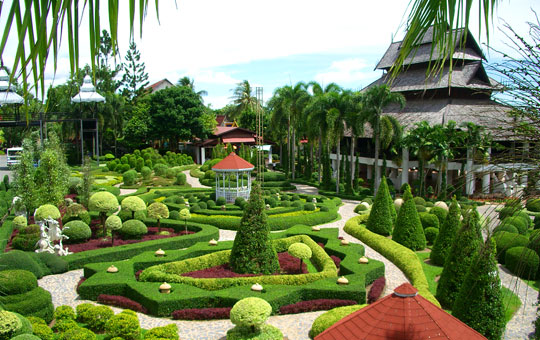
[
  {"left": 345, "top": 91, "right": 366, "bottom": 190},
  {"left": 429, "top": 121, "right": 463, "bottom": 198},
  {"left": 403, "top": 121, "right": 435, "bottom": 197},
  {"left": 121, "top": 41, "right": 149, "bottom": 101},
  {"left": 177, "top": 76, "right": 208, "bottom": 99},
  {"left": 229, "top": 80, "right": 260, "bottom": 121},
  {"left": 361, "top": 84, "right": 405, "bottom": 194}
]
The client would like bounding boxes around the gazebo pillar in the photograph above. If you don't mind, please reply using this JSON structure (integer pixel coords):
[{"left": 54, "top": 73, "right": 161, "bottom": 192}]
[
  {"left": 465, "top": 147, "right": 474, "bottom": 196},
  {"left": 401, "top": 147, "right": 409, "bottom": 187},
  {"left": 482, "top": 148, "right": 491, "bottom": 195}
]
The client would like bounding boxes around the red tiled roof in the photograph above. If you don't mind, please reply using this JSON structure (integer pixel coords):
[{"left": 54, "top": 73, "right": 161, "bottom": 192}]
[
  {"left": 222, "top": 137, "right": 255, "bottom": 144},
  {"left": 315, "top": 283, "right": 488, "bottom": 340},
  {"left": 214, "top": 126, "right": 237, "bottom": 135},
  {"left": 212, "top": 152, "right": 254, "bottom": 170},
  {"left": 146, "top": 78, "right": 173, "bottom": 91}
]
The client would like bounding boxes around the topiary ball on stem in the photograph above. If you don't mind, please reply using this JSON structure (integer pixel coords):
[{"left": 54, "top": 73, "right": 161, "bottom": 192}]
[
  {"left": 105, "top": 215, "right": 123, "bottom": 246},
  {"left": 89, "top": 192, "right": 119, "bottom": 235},
  {"left": 147, "top": 202, "right": 169, "bottom": 233},
  {"left": 121, "top": 196, "right": 146, "bottom": 220},
  {"left": 288, "top": 243, "right": 312, "bottom": 273}
]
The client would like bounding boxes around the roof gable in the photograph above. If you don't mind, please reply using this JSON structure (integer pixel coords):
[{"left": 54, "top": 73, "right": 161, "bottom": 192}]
[{"left": 212, "top": 152, "right": 254, "bottom": 171}]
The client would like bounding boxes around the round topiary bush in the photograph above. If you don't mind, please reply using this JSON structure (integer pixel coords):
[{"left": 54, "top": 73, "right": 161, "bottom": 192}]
[
  {"left": 493, "top": 231, "right": 529, "bottom": 264},
  {"left": 11, "top": 335, "right": 41, "bottom": 340},
  {"left": 62, "top": 204, "right": 91, "bottom": 225},
  {"left": 354, "top": 204, "right": 367, "bottom": 213},
  {"left": 304, "top": 203, "right": 316, "bottom": 211},
  {"left": 175, "top": 172, "right": 187, "bottom": 185},
  {"left": 153, "top": 164, "right": 168, "bottom": 177},
  {"left": 34, "top": 204, "right": 61, "bottom": 222},
  {"left": 119, "top": 220, "right": 148, "bottom": 239},
  {"left": 59, "top": 327, "right": 96, "bottom": 340},
  {"left": 141, "top": 166, "right": 152, "bottom": 180},
  {"left": 89, "top": 192, "right": 119, "bottom": 231},
  {"left": 429, "top": 206, "right": 448, "bottom": 225},
  {"left": 0, "top": 270, "right": 37, "bottom": 296},
  {"left": 144, "top": 324, "right": 178, "bottom": 340},
  {"left": 413, "top": 197, "right": 426, "bottom": 206},
  {"left": 104, "top": 312, "right": 140, "bottom": 340},
  {"left": 499, "top": 206, "right": 519, "bottom": 220},
  {"left": 234, "top": 197, "right": 245, "bottom": 207},
  {"left": 288, "top": 243, "right": 312, "bottom": 263},
  {"left": 514, "top": 211, "right": 532, "bottom": 227},
  {"left": 85, "top": 306, "right": 114, "bottom": 332},
  {"left": 292, "top": 201, "right": 303, "bottom": 208},
  {"left": 416, "top": 204, "right": 427, "bottom": 213},
  {"left": 105, "top": 215, "right": 123, "bottom": 233},
  {"left": 0, "top": 310, "right": 22, "bottom": 340},
  {"left": 52, "top": 319, "right": 78, "bottom": 333},
  {"left": 12, "top": 216, "right": 27, "bottom": 230},
  {"left": 63, "top": 221, "right": 92, "bottom": 243},
  {"left": 230, "top": 297, "right": 272, "bottom": 331},
  {"left": 526, "top": 198, "right": 540, "bottom": 213},
  {"left": 493, "top": 224, "right": 519, "bottom": 234},
  {"left": 309, "top": 305, "right": 366, "bottom": 338},
  {"left": 501, "top": 216, "right": 528, "bottom": 234},
  {"left": 0, "top": 250, "right": 44, "bottom": 279},
  {"left": 29, "top": 323, "right": 52, "bottom": 340},
  {"left": 425, "top": 227, "right": 439, "bottom": 245},
  {"left": 419, "top": 212, "right": 439, "bottom": 230},
  {"left": 505, "top": 246, "right": 539, "bottom": 280},
  {"left": 216, "top": 196, "right": 227, "bottom": 206},
  {"left": 121, "top": 196, "right": 146, "bottom": 219},
  {"left": 122, "top": 170, "right": 138, "bottom": 186},
  {"left": 54, "top": 306, "right": 76, "bottom": 321}
]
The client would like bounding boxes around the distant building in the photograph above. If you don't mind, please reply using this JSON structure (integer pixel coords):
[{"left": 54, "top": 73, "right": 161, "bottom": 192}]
[
  {"left": 216, "top": 114, "right": 237, "bottom": 127},
  {"left": 146, "top": 79, "right": 174, "bottom": 93},
  {"left": 344, "top": 27, "right": 523, "bottom": 196}
]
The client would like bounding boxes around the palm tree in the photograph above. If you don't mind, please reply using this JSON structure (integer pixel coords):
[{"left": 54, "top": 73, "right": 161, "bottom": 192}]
[
  {"left": 429, "top": 121, "right": 462, "bottom": 198},
  {"left": 345, "top": 91, "right": 366, "bottom": 191},
  {"left": 177, "top": 76, "right": 208, "bottom": 99},
  {"left": 361, "top": 84, "right": 406, "bottom": 194},
  {"left": 230, "top": 80, "right": 260, "bottom": 121},
  {"left": 379, "top": 114, "right": 403, "bottom": 176},
  {"left": 403, "top": 121, "right": 435, "bottom": 197}
]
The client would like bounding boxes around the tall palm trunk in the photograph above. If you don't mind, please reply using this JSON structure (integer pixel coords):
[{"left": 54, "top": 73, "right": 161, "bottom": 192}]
[
  {"left": 287, "top": 117, "right": 291, "bottom": 177},
  {"left": 318, "top": 134, "right": 323, "bottom": 182},
  {"left": 292, "top": 130, "right": 296, "bottom": 180},
  {"left": 373, "top": 133, "right": 381, "bottom": 195},
  {"left": 335, "top": 139, "right": 341, "bottom": 193},
  {"left": 350, "top": 135, "right": 356, "bottom": 190}
]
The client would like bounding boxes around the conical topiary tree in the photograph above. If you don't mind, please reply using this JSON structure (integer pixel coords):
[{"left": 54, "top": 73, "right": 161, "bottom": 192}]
[
  {"left": 366, "top": 176, "right": 393, "bottom": 236},
  {"left": 436, "top": 208, "right": 482, "bottom": 308},
  {"left": 453, "top": 238, "right": 505, "bottom": 340},
  {"left": 392, "top": 185, "right": 426, "bottom": 250},
  {"left": 386, "top": 179, "right": 397, "bottom": 223},
  {"left": 229, "top": 183, "right": 280, "bottom": 274},
  {"left": 430, "top": 199, "right": 461, "bottom": 266}
]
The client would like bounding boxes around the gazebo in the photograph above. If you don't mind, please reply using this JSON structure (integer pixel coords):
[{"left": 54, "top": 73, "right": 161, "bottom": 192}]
[
  {"left": 315, "top": 283, "right": 488, "bottom": 340},
  {"left": 212, "top": 152, "right": 254, "bottom": 203},
  {"left": 0, "top": 68, "right": 24, "bottom": 106}
]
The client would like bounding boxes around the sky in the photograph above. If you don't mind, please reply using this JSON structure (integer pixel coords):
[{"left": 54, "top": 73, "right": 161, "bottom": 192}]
[{"left": 1, "top": 0, "right": 539, "bottom": 109}]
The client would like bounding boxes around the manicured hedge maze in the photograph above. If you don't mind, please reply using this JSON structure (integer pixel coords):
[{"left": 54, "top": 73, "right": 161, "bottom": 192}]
[{"left": 78, "top": 226, "right": 384, "bottom": 317}]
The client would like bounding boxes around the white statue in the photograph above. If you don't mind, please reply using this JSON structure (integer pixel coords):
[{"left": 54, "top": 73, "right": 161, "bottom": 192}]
[{"left": 35, "top": 218, "right": 71, "bottom": 256}]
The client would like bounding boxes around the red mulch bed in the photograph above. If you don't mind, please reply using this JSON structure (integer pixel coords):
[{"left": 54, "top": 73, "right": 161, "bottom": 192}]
[{"left": 182, "top": 252, "right": 309, "bottom": 278}]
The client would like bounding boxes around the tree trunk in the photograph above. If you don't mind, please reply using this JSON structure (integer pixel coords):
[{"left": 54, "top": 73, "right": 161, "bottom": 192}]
[
  {"left": 373, "top": 133, "right": 381, "bottom": 195},
  {"left": 336, "top": 139, "right": 341, "bottom": 193},
  {"left": 350, "top": 135, "right": 355, "bottom": 191},
  {"left": 287, "top": 117, "right": 291, "bottom": 177},
  {"left": 318, "top": 134, "right": 323, "bottom": 183},
  {"left": 292, "top": 130, "right": 296, "bottom": 180}
]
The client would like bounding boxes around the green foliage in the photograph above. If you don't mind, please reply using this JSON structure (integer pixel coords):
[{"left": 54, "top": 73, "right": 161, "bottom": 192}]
[
  {"left": 216, "top": 196, "right": 227, "bottom": 206},
  {"left": 493, "top": 231, "right": 529, "bottom": 264},
  {"left": 147, "top": 202, "right": 170, "bottom": 220},
  {"left": 415, "top": 204, "right": 427, "bottom": 212},
  {"left": 526, "top": 198, "right": 540, "bottom": 213},
  {"left": 419, "top": 212, "right": 439, "bottom": 230},
  {"left": 304, "top": 202, "right": 316, "bottom": 211},
  {"left": 430, "top": 199, "right": 461, "bottom": 266},
  {"left": 11, "top": 335, "right": 41, "bottom": 340},
  {"left": 230, "top": 297, "right": 271, "bottom": 329},
  {"left": 413, "top": 196, "right": 426, "bottom": 206},
  {"left": 354, "top": 204, "right": 367, "bottom": 213},
  {"left": 436, "top": 209, "right": 482, "bottom": 308},
  {"left": 63, "top": 221, "right": 92, "bottom": 243},
  {"left": 122, "top": 170, "right": 138, "bottom": 186},
  {"left": 226, "top": 323, "right": 283, "bottom": 340},
  {"left": 120, "top": 219, "right": 148, "bottom": 239},
  {"left": 58, "top": 327, "right": 96, "bottom": 340},
  {"left": 505, "top": 246, "right": 539, "bottom": 280},
  {"left": 62, "top": 204, "right": 91, "bottom": 225},
  {"left": 288, "top": 243, "right": 312, "bottom": 260},
  {"left": 52, "top": 319, "right": 79, "bottom": 333},
  {"left": 392, "top": 186, "right": 426, "bottom": 250},
  {"left": 429, "top": 206, "right": 448, "bottom": 225},
  {"left": 30, "top": 323, "right": 53, "bottom": 340},
  {"left": 122, "top": 196, "right": 146, "bottom": 217},
  {"left": 0, "top": 286, "right": 54, "bottom": 322},
  {"left": 502, "top": 216, "right": 528, "bottom": 234},
  {"left": 0, "top": 270, "right": 37, "bottom": 295},
  {"left": 144, "top": 324, "right": 179, "bottom": 340},
  {"left": 175, "top": 172, "right": 187, "bottom": 185},
  {"left": 89, "top": 191, "right": 119, "bottom": 213},
  {"left": 229, "top": 184, "right": 280, "bottom": 274},
  {"left": 0, "top": 310, "right": 22, "bottom": 340},
  {"left": 0, "top": 250, "right": 44, "bottom": 278},
  {"left": 13, "top": 216, "right": 27, "bottom": 229},
  {"left": 493, "top": 223, "right": 518, "bottom": 234},
  {"left": 34, "top": 204, "right": 61, "bottom": 221},
  {"left": 309, "top": 305, "right": 366, "bottom": 338},
  {"left": 106, "top": 215, "right": 123, "bottom": 231},
  {"left": 453, "top": 239, "right": 505, "bottom": 340},
  {"left": 33, "top": 252, "right": 68, "bottom": 274},
  {"left": 104, "top": 312, "right": 140, "bottom": 340},
  {"left": 75, "top": 303, "right": 94, "bottom": 323},
  {"left": 424, "top": 227, "right": 439, "bottom": 245},
  {"left": 366, "top": 176, "right": 393, "bottom": 236},
  {"left": 54, "top": 306, "right": 76, "bottom": 321},
  {"left": 85, "top": 305, "right": 114, "bottom": 332},
  {"left": 141, "top": 166, "right": 152, "bottom": 180}
]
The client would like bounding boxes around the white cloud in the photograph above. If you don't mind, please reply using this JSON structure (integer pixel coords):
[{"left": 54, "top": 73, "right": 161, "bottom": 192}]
[
  {"left": 190, "top": 70, "right": 240, "bottom": 86},
  {"left": 314, "top": 58, "right": 375, "bottom": 86}
]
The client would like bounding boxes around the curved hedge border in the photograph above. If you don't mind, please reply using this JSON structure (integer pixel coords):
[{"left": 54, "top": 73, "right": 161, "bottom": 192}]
[
  {"left": 78, "top": 226, "right": 384, "bottom": 317},
  {"left": 0, "top": 217, "right": 15, "bottom": 252},
  {"left": 344, "top": 216, "right": 440, "bottom": 307},
  {"left": 64, "top": 221, "right": 219, "bottom": 270}
]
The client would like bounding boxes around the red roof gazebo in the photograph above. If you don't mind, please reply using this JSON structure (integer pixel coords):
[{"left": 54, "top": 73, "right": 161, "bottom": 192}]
[
  {"left": 212, "top": 153, "right": 254, "bottom": 203},
  {"left": 315, "top": 283, "right": 488, "bottom": 340}
]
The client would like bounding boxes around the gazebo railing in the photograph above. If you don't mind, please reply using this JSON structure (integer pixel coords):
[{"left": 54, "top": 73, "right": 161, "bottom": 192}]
[{"left": 216, "top": 187, "right": 251, "bottom": 203}]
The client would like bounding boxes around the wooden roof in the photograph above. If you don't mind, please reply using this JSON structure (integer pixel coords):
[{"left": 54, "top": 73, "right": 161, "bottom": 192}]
[{"left": 315, "top": 283, "right": 488, "bottom": 340}]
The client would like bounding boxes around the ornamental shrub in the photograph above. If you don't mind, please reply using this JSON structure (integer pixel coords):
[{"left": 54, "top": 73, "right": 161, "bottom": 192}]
[
  {"left": 514, "top": 211, "right": 532, "bottom": 227},
  {"left": 502, "top": 216, "right": 528, "bottom": 234},
  {"left": 309, "top": 305, "right": 366, "bottom": 338},
  {"left": 354, "top": 204, "right": 367, "bottom": 213},
  {"left": 175, "top": 172, "right": 187, "bottom": 185},
  {"left": 141, "top": 166, "right": 152, "bottom": 180},
  {"left": 165, "top": 168, "right": 176, "bottom": 179},
  {"left": 12, "top": 334, "right": 40, "bottom": 340},
  {"left": 121, "top": 196, "right": 146, "bottom": 220},
  {"left": 119, "top": 220, "right": 148, "bottom": 239},
  {"left": 216, "top": 196, "right": 227, "bottom": 206},
  {"left": 429, "top": 206, "right": 448, "bottom": 225},
  {"left": 58, "top": 327, "right": 96, "bottom": 340},
  {"left": 229, "top": 184, "right": 280, "bottom": 274},
  {"left": 96, "top": 295, "right": 147, "bottom": 314},
  {"left": 234, "top": 197, "right": 245, "bottom": 207},
  {"left": 367, "top": 277, "right": 386, "bottom": 304},
  {"left": 104, "top": 312, "right": 140, "bottom": 340},
  {"left": 62, "top": 204, "right": 91, "bottom": 225},
  {"left": 304, "top": 203, "right": 316, "bottom": 211},
  {"left": 54, "top": 306, "right": 76, "bottom": 321},
  {"left": 527, "top": 198, "right": 540, "bottom": 213},
  {"left": 230, "top": 297, "right": 271, "bottom": 330},
  {"left": 453, "top": 238, "right": 505, "bottom": 340},
  {"left": 416, "top": 204, "right": 427, "bottom": 212},
  {"left": 11, "top": 234, "right": 39, "bottom": 252},
  {"left": 34, "top": 204, "right": 61, "bottom": 221},
  {"left": 436, "top": 209, "right": 482, "bottom": 308},
  {"left": 419, "top": 212, "right": 439, "bottom": 230},
  {"left": 122, "top": 170, "right": 138, "bottom": 186},
  {"left": 85, "top": 305, "right": 114, "bottom": 332},
  {"left": 63, "top": 221, "right": 92, "bottom": 243},
  {"left": 153, "top": 164, "right": 168, "bottom": 177},
  {"left": 288, "top": 243, "right": 312, "bottom": 273},
  {"left": 0, "top": 250, "right": 44, "bottom": 278},
  {"left": 413, "top": 196, "right": 426, "bottom": 206},
  {"left": 493, "top": 231, "right": 529, "bottom": 264},
  {"left": 89, "top": 191, "right": 119, "bottom": 234},
  {"left": 144, "top": 324, "right": 178, "bottom": 340},
  {"left": 505, "top": 246, "right": 539, "bottom": 280},
  {"left": 147, "top": 202, "right": 169, "bottom": 232},
  {"left": 172, "top": 308, "right": 231, "bottom": 320},
  {"left": 0, "top": 270, "right": 37, "bottom": 295},
  {"left": 499, "top": 206, "right": 519, "bottom": 220},
  {"left": 0, "top": 310, "right": 22, "bottom": 340},
  {"left": 52, "top": 319, "right": 78, "bottom": 333},
  {"left": 366, "top": 176, "right": 394, "bottom": 236},
  {"left": 424, "top": 227, "right": 439, "bottom": 245},
  {"left": 75, "top": 303, "right": 94, "bottom": 323},
  {"left": 30, "top": 323, "right": 53, "bottom": 340},
  {"left": 430, "top": 199, "right": 461, "bottom": 266},
  {"left": 392, "top": 186, "right": 426, "bottom": 251},
  {"left": 493, "top": 224, "right": 519, "bottom": 234},
  {"left": 13, "top": 216, "right": 27, "bottom": 229}
]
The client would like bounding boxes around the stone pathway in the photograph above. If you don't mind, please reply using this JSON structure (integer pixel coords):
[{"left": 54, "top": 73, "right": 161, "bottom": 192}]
[{"left": 36, "top": 173, "right": 537, "bottom": 339}]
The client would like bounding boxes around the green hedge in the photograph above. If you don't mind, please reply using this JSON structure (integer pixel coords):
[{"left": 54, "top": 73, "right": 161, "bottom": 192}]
[
  {"left": 63, "top": 222, "right": 219, "bottom": 270},
  {"left": 505, "top": 246, "right": 539, "bottom": 280},
  {"left": 493, "top": 231, "right": 529, "bottom": 264},
  {"left": 78, "top": 226, "right": 384, "bottom": 317},
  {"left": 344, "top": 216, "right": 440, "bottom": 307},
  {"left": 0, "top": 287, "right": 54, "bottom": 322},
  {"left": 0, "top": 218, "right": 15, "bottom": 251},
  {"left": 309, "top": 304, "right": 366, "bottom": 338}
]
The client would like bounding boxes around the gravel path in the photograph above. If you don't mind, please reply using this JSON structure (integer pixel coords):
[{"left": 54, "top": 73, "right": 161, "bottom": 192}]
[{"left": 36, "top": 173, "right": 537, "bottom": 339}]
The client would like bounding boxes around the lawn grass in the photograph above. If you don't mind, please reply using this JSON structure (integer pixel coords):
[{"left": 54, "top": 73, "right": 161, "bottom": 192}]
[
  {"left": 416, "top": 251, "right": 522, "bottom": 323},
  {"left": 521, "top": 278, "right": 540, "bottom": 291}
]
